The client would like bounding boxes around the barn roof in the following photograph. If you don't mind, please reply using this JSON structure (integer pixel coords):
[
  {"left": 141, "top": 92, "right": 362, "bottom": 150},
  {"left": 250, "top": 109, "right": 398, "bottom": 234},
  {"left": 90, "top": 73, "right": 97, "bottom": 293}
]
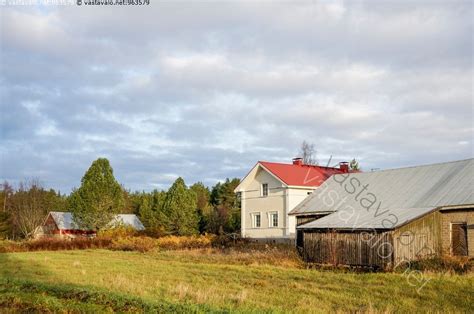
[
  {"left": 49, "top": 211, "right": 76, "bottom": 230},
  {"left": 110, "top": 214, "right": 145, "bottom": 231},
  {"left": 47, "top": 212, "right": 145, "bottom": 231},
  {"left": 293, "top": 158, "right": 474, "bottom": 230}
]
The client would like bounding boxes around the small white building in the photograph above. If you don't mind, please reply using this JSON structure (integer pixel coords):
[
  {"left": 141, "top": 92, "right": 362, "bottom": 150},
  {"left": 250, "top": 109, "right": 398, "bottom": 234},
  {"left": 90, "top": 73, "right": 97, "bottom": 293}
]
[{"left": 234, "top": 158, "right": 350, "bottom": 240}]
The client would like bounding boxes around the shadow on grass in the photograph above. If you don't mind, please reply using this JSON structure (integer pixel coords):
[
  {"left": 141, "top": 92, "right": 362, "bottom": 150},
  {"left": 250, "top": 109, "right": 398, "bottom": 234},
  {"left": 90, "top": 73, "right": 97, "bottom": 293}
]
[{"left": 0, "top": 252, "right": 224, "bottom": 313}]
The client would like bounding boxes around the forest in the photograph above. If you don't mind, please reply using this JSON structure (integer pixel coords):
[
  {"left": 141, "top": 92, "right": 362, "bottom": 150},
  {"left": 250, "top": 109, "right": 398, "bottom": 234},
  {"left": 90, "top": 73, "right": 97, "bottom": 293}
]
[{"left": 0, "top": 158, "right": 240, "bottom": 239}]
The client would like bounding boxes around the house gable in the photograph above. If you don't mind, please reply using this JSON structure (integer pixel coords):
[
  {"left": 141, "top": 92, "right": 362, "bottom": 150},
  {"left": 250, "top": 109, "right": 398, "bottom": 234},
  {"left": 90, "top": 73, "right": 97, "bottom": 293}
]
[{"left": 234, "top": 163, "right": 287, "bottom": 193}]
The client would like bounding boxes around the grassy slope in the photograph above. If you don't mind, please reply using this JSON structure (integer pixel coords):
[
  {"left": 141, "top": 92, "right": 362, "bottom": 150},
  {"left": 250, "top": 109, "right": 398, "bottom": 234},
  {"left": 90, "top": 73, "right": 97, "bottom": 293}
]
[{"left": 0, "top": 249, "right": 472, "bottom": 313}]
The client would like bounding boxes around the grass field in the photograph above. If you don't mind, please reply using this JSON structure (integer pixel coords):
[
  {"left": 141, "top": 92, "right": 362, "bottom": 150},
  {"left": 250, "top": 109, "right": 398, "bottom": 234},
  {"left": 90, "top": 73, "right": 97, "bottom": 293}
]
[{"left": 0, "top": 249, "right": 473, "bottom": 313}]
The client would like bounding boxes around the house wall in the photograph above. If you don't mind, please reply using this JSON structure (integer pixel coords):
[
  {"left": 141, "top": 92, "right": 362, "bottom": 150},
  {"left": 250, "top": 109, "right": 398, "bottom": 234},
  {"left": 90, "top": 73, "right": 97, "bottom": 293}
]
[
  {"left": 42, "top": 215, "right": 59, "bottom": 236},
  {"left": 240, "top": 167, "right": 316, "bottom": 239},
  {"left": 391, "top": 211, "right": 442, "bottom": 264},
  {"left": 242, "top": 167, "right": 287, "bottom": 238},
  {"left": 301, "top": 230, "right": 393, "bottom": 268},
  {"left": 286, "top": 188, "right": 315, "bottom": 236},
  {"left": 439, "top": 208, "right": 474, "bottom": 257}
]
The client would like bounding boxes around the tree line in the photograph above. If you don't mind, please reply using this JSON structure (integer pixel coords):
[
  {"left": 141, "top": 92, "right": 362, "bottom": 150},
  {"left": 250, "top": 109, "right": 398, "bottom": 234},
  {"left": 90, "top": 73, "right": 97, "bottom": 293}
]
[{"left": 0, "top": 158, "right": 240, "bottom": 239}]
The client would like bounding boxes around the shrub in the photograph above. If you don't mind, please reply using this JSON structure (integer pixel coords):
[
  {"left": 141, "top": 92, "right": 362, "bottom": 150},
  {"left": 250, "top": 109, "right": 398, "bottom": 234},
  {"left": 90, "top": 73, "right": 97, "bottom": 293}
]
[
  {"left": 0, "top": 240, "right": 22, "bottom": 253},
  {"left": 97, "top": 226, "right": 138, "bottom": 239},
  {"left": 211, "top": 233, "right": 245, "bottom": 247},
  {"left": 142, "top": 227, "right": 167, "bottom": 238},
  {"left": 0, "top": 238, "right": 114, "bottom": 253},
  {"left": 110, "top": 237, "right": 157, "bottom": 253},
  {"left": 24, "top": 238, "right": 112, "bottom": 251},
  {"left": 156, "top": 234, "right": 216, "bottom": 250}
]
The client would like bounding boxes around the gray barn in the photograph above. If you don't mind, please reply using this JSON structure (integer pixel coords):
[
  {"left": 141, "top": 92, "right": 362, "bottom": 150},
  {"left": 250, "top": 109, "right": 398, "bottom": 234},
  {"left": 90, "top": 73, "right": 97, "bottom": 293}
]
[{"left": 289, "top": 159, "right": 474, "bottom": 268}]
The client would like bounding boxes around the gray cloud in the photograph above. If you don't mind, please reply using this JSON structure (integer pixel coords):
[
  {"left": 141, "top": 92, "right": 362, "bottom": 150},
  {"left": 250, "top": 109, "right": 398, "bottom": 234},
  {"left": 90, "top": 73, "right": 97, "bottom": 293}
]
[{"left": 0, "top": 1, "right": 472, "bottom": 193}]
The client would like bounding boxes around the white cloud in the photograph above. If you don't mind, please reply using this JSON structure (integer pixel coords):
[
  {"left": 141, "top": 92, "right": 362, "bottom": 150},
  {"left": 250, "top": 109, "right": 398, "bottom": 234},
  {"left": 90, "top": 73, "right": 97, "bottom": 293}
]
[{"left": 0, "top": 1, "right": 472, "bottom": 192}]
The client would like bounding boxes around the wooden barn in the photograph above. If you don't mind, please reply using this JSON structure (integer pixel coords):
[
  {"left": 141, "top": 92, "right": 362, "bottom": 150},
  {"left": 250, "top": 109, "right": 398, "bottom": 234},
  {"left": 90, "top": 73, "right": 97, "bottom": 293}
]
[
  {"left": 38, "top": 211, "right": 145, "bottom": 238},
  {"left": 289, "top": 159, "right": 474, "bottom": 268}
]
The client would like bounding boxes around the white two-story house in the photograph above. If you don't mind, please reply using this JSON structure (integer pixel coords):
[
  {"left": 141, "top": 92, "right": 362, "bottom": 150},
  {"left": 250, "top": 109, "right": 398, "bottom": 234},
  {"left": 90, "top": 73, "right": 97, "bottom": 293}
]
[{"left": 234, "top": 158, "right": 349, "bottom": 240}]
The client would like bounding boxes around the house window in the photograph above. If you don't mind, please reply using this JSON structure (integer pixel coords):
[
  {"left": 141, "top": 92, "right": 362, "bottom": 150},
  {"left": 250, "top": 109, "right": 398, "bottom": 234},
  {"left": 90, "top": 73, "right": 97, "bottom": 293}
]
[
  {"left": 261, "top": 183, "right": 268, "bottom": 197},
  {"left": 252, "top": 213, "right": 261, "bottom": 228},
  {"left": 269, "top": 212, "right": 278, "bottom": 227}
]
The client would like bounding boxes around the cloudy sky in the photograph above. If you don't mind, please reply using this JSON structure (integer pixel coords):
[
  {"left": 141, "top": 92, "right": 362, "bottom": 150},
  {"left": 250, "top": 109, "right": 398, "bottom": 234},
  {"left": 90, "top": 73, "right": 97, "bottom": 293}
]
[{"left": 0, "top": 1, "right": 472, "bottom": 193}]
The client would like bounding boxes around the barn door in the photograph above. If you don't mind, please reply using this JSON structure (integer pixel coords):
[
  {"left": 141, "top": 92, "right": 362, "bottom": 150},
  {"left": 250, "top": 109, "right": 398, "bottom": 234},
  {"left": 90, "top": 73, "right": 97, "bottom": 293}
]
[
  {"left": 296, "top": 230, "right": 304, "bottom": 248},
  {"left": 451, "top": 223, "right": 468, "bottom": 256}
]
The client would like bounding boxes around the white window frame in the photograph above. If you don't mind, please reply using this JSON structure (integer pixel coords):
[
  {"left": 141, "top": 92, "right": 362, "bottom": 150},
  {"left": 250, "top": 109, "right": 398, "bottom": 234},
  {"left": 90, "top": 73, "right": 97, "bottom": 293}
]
[
  {"left": 268, "top": 211, "right": 278, "bottom": 228},
  {"left": 251, "top": 212, "right": 261, "bottom": 228},
  {"left": 261, "top": 183, "right": 269, "bottom": 197}
]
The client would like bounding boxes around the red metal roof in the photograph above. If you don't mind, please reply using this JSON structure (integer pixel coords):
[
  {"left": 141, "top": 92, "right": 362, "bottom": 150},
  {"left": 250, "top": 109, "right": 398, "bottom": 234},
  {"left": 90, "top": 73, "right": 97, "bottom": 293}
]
[{"left": 259, "top": 161, "right": 347, "bottom": 187}]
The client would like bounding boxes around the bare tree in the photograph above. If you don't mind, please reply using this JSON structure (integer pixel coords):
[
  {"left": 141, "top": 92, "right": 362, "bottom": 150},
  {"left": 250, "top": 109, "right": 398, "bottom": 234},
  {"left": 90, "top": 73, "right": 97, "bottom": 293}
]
[
  {"left": 350, "top": 158, "right": 360, "bottom": 171},
  {"left": 299, "top": 141, "right": 318, "bottom": 165},
  {"left": 9, "top": 179, "right": 54, "bottom": 238}
]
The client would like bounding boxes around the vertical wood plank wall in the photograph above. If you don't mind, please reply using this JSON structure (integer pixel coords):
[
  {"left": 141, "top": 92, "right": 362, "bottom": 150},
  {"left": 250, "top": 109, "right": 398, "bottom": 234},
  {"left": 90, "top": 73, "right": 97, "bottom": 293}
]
[
  {"left": 302, "top": 230, "right": 393, "bottom": 268},
  {"left": 300, "top": 209, "right": 474, "bottom": 267},
  {"left": 391, "top": 211, "right": 442, "bottom": 263}
]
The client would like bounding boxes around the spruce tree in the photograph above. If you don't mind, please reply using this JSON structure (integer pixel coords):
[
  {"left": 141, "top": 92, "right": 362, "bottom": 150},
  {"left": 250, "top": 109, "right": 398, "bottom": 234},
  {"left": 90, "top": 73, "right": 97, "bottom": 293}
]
[
  {"left": 0, "top": 211, "right": 11, "bottom": 239},
  {"left": 209, "top": 178, "right": 241, "bottom": 233},
  {"left": 69, "top": 158, "right": 124, "bottom": 231},
  {"left": 161, "top": 177, "right": 198, "bottom": 235},
  {"left": 137, "top": 194, "right": 153, "bottom": 227},
  {"left": 190, "top": 182, "right": 212, "bottom": 233}
]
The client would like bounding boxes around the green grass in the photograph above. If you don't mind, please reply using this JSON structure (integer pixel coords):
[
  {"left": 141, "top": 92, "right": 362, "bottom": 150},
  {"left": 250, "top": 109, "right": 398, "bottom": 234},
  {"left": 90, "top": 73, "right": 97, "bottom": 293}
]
[{"left": 0, "top": 249, "right": 472, "bottom": 313}]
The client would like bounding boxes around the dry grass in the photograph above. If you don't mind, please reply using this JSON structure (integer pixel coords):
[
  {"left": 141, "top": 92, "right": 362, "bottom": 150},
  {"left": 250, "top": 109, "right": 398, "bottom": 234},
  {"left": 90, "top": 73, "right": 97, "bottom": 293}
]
[
  {"left": 394, "top": 255, "right": 472, "bottom": 274},
  {"left": 0, "top": 238, "right": 113, "bottom": 253},
  {"left": 166, "top": 245, "right": 303, "bottom": 268},
  {"left": 155, "top": 234, "right": 216, "bottom": 249},
  {"left": 1, "top": 237, "right": 471, "bottom": 274},
  {"left": 0, "top": 249, "right": 472, "bottom": 313},
  {"left": 109, "top": 236, "right": 157, "bottom": 253},
  {"left": 0, "top": 234, "right": 217, "bottom": 254}
]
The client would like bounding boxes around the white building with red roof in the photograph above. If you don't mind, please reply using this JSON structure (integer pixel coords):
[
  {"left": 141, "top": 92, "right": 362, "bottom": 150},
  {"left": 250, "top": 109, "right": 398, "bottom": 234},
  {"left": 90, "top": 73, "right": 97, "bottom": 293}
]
[{"left": 234, "top": 158, "right": 351, "bottom": 240}]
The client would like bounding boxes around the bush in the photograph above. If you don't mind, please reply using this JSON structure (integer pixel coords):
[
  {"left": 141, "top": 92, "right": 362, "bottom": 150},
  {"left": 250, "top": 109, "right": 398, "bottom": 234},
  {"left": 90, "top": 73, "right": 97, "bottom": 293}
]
[
  {"left": 0, "top": 240, "right": 22, "bottom": 253},
  {"left": 24, "top": 238, "right": 112, "bottom": 251},
  {"left": 110, "top": 237, "right": 157, "bottom": 253},
  {"left": 140, "top": 226, "right": 167, "bottom": 238},
  {"left": 2, "top": 234, "right": 294, "bottom": 258},
  {"left": 97, "top": 226, "right": 138, "bottom": 239},
  {"left": 0, "top": 238, "right": 113, "bottom": 253},
  {"left": 156, "top": 234, "right": 216, "bottom": 250}
]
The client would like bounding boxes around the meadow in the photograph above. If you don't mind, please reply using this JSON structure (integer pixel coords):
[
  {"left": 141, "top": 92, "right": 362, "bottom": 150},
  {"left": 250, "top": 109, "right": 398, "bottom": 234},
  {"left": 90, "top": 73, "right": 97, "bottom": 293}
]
[{"left": 1, "top": 247, "right": 473, "bottom": 313}]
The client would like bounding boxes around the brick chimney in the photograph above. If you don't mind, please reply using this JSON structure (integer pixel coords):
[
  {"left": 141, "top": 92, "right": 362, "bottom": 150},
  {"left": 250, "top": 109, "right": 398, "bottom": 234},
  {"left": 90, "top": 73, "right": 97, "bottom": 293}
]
[
  {"left": 339, "top": 162, "right": 349, "bottom": 173},
  {"left": 293, "top": 157, "right": 303, "bottom": 166}
]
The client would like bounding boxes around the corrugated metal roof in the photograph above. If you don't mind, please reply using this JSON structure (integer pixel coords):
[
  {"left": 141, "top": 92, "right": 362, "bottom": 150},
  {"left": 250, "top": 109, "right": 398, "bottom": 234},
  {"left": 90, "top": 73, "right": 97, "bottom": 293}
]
[
  {"left": 299, "top": 207, "right": 436, "bottom": 230},
  {"left": 50, "top": 211, "right": 76, "bottom": 230},
  {"left": 111, "top": 214, "right": 145, "bottom": 231},
  {"left": 48, "top": 212, "right": 145, "bottom": 231},
  {"left": 293, "top": 158, "right": 474, "bottom": 230}
]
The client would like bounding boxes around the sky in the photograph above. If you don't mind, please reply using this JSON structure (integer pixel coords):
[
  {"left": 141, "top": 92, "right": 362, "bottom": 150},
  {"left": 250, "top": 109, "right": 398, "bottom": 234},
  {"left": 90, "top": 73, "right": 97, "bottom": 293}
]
[{"left": 0, "top": 1, "right": 473, "bottom": 193}]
